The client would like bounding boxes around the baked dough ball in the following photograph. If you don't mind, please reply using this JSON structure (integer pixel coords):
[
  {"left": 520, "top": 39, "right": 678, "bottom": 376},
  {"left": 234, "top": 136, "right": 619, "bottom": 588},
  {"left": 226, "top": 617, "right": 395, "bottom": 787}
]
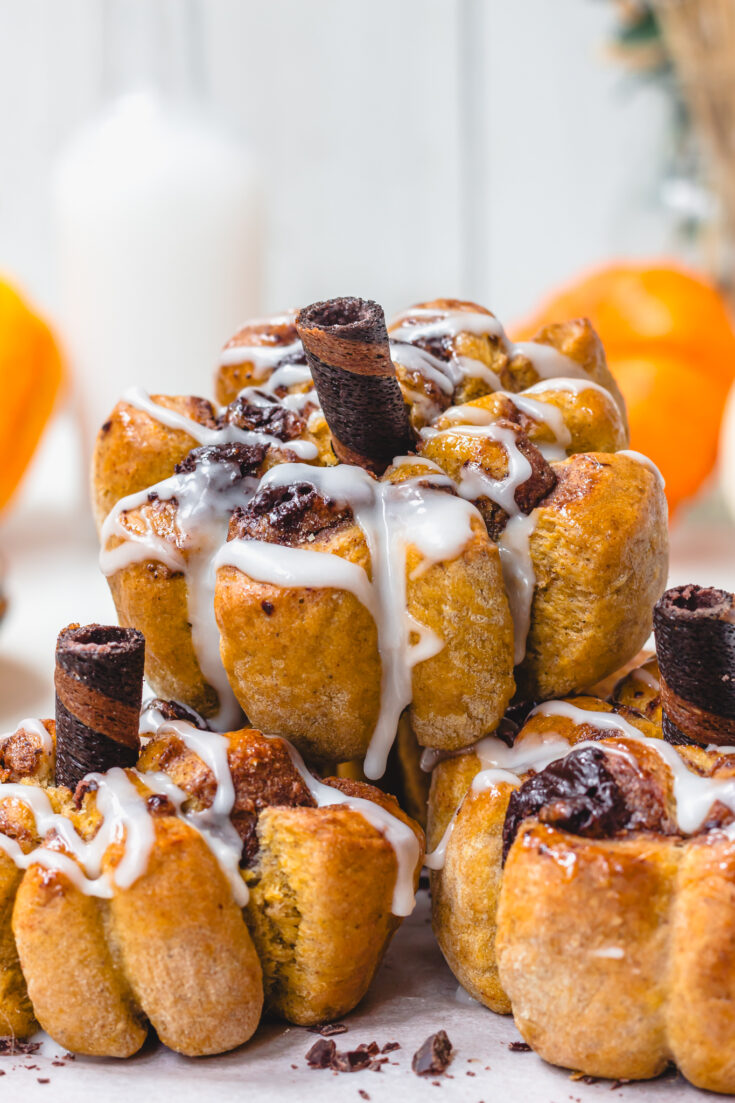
[
  {"left": 215, "top": 468, "right": 515, "bottom": 764},
  {"left": 427, "top": 696, "right": 659, "bottom": 1013},
  {"left": 516, "top": 452, "right": 668, "bottom": 700}
]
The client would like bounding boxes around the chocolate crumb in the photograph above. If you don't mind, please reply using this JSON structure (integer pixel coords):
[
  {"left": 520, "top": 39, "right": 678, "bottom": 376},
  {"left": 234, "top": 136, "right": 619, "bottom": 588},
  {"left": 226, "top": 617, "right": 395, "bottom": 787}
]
[
  {"left": 466, "top": 1070, "right": 476, "bottom": 1076},
  {"left": 332, "top": 1049, "right": 372, "bottom": 1073},
  {"left": 307, "top": 1022, "right": 348, "bottom": 1036},
  {"left": 381, "top": 1042, "right": 400, "bottom": 1052},
  {"left": 359, "top": 1092, "right": 370, "bottom": 1101},
  {"left": 0, "top": 1037, "right": 41, "bottom": 1056},
  {"left": 610, "top": 1080, "right": 631, "bottom": 1091},
  {"left": 52, "top": 1062, "right": 65, "bottom": 1067},
  {"left": 507, "top": 1041, "right": 531, "bottom": 1052},
  {"left": 261, "top": 600, "right": 275, "bottom": 616},
  {"left": 306, "top": 1038, "right": 336, "bottom": 1068},
  {"left": 412, "top": 1030, "right": 453, "bottom": 1076},
  {"left": 37, "top": 1079, "right": 50, "bottom": 1085},
  {"left": 290, "top": 1064, "right": 298, "bottom": 1070}
]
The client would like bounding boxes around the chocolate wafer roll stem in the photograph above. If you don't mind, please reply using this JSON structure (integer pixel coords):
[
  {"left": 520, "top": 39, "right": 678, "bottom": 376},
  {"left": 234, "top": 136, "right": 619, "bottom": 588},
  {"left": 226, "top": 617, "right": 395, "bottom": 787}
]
[
  {"left": 296, "top": 297, "right": 413, "bottom": 474},
  {"left": 55, "top": 623, "right": 145, "bottom": 789},
  {"left": 653, "top": 584, "right": 735, "bottom": 746}
]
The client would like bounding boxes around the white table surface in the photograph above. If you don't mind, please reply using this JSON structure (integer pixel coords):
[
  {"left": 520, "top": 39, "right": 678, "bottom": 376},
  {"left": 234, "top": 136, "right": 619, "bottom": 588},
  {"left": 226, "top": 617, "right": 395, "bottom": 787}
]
[{"left": 0, "top": 412, "right": 734, "bottom": 1099}]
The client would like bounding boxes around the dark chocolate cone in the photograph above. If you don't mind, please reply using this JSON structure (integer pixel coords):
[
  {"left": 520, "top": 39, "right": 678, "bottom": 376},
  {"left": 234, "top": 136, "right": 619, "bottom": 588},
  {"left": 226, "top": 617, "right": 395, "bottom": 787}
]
[
  {"left": 653, "top": 585, "right": 735, "bottom": 746},
  {"left": 55, "top": 623, "right": 145, "bottom": 788},
  {"left": 296, "top": 297, "right": 413, "bottom": 474}
]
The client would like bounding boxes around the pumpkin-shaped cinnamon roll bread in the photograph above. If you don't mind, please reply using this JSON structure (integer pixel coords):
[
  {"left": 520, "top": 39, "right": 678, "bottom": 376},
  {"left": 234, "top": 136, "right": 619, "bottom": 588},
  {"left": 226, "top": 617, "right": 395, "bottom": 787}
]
[
  {"left": 427, "top": 585, "right": 735, "bottom": 1094},
  {"left": 0, "top": 623, "right": 423, "bottom": 1057},
  {"left": 95, "top": 293, "right": 666, "bottom": 780}
]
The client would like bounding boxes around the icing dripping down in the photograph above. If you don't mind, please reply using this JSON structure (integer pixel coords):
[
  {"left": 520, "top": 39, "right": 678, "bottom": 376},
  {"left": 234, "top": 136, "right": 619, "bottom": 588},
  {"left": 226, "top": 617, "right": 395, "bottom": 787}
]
[
  {"left": 122, "top": 387, "right": 319, "bottom": 462},
  {"left": 421, "top": 420, "right": 540, "bottom": 665},
  {"left": 0, "top": 716, "right": 418, "bottom": 917},
  {"left": 280, "top": 739, "right": 420, "bottom": 916},
  {"left": 99, "top": 456, "right": 252, "bottom": 732},
  {"left": 426, "top": 697, "right": 735, "bottom": 870},
  {"left": 216, "top": 461, "right": 481, "bottom": 780}
]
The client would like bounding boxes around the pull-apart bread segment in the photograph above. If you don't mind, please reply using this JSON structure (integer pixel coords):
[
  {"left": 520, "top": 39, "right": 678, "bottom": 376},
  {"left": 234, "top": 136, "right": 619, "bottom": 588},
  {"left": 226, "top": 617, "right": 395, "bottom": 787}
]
[
  {"left": 429, "top": 583, "right": 735, "bottom": 1094},
  {"left": 215, "top": 463, "right": 515, "bottom": 765},
  {"left": 0, "top": 710, "right": 423, "bottom": 1057},
  {"left": 93, "top": 294, "right": 666, "bottom": 791}
]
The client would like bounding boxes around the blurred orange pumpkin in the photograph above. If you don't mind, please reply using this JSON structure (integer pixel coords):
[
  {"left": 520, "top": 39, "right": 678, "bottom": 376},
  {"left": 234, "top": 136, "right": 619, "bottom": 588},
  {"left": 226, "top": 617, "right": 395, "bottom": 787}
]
[
  {"left": 514, "top": 263, "right": 735, "bottom": 516},
  {"left": 0, "top": 278, "right": 63, "bottom": 513}
]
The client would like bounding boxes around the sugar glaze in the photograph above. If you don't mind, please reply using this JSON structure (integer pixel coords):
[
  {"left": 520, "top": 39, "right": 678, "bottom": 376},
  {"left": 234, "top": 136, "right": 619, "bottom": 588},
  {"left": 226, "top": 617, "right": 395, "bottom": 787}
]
[
  {"left": 0, "top": 718, "right": 417, "bottom": 916},
  {"left": 216, "top": 460, "right": 481, "bottom": 780},
  {"left": 424, "top": 696, "right": 735, "bottom": 869}
]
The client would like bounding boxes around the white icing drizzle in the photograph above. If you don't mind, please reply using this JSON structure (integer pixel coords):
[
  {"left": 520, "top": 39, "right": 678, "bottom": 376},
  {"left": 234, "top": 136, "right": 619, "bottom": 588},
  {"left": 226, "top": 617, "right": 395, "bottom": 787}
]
[
  {"left": 0, "top": 769, "right": 154, "bottom": 899},
  {"left": 436, "top": 393, "right": 570, "bottom": 462},
  {"left": 148, "top": 721, "right": 248, "bottom": 905},
  {"left": 215, "top": 461, "right": 481, "bottom": 780},
  {"left": 617, "top": 449, "right": 666, "bottom": 488},
  {"left": 100, "top": 455, "right": 253, "bottom": 731},
  {"left": 530, "top": 700, "right": 735, "bottom": 835},
  {"left": 281, "top": 739, "right": 420, "bottom": 916},
  {"left": 238, "top": 362, "right": 318, "bottom": 416},
  {"left": 522, "top": 375, "right": 618, "bottom": 400},
  {"left": 122, "top": 386, "right": 318, "bottom": 461},
  {"left": 426, "top": 697, "right": 735, "bottom": 871},
  {"left": 510, "top": 341, "right": 587, "bottom": 380},
  {"left": 388, "top": 308, "right": 586, "bottom": 399},
  {"left": 421, "top": 420, "right": 539, "bottom": 665},
  {"left": 219, "top": 338, "right": 303, "bottom": 370},
  {"left": 0, "top": 715, "right": 416, "bottom": 916}
]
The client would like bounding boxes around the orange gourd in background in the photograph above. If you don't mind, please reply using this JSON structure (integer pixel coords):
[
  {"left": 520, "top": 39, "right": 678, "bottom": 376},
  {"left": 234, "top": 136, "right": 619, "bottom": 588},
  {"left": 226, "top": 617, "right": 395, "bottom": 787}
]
[
  {"left": 0, "top": 278, "right": 63, "bottom": 513},
  {"left": 514, "top": 263, "right": 735, "bottom": 516}
]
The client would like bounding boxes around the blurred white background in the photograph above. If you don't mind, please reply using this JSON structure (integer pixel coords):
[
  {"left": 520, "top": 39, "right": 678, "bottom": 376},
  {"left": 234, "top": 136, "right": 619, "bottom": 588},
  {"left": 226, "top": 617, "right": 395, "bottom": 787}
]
[{"left": 0, "top": 0, "right": 672, "bottom": 326}]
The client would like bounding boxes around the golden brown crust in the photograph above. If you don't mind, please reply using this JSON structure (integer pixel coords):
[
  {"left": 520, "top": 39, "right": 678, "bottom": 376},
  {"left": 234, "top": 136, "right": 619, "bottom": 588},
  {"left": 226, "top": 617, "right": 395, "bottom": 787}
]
[
  {"left": 433, "top": 381, "right": 628, "bottom": 457},
  {"left": 103, "top": 817, "right": 263, "bottom": 1057},
  {"left": 508, "top": 318, "right": 628, "bottom": 432},
  {"left": 245, "top": 789, "right": 423, "bottom": 1025},
  {"left": 215, "top": 314, "right": 301, "bottom": 406},
  {"left": 13, "top": 865, "right": 147, "bottom": 1057},
  {"left": 496, "top": 824, "right": 677, "bottom": 1080},
  {"left": 216, "top": 510, "right": 515, "bottom": 760},
  {"left": 516, "top": 453, "right": 669, "bottom": 700},
  {"left": 611, "top": 656, "right": 662, "bottom": 723},
  {"left": 92, "top": 394, "right": 217, "bottom": 532},
  {"left": 427, "top": 697, "right": 665, "bottom": 1016}
]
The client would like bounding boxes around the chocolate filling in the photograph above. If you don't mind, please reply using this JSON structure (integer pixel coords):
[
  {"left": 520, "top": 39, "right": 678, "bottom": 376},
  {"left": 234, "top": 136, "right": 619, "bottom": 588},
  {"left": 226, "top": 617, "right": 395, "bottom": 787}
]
[
  {"left": 218, "top": 396, "right": 306, "bottom": 442},
  {"left": 174, "top": 441, "right": 267, "bottom": 479},
  {"left": 471, "top": 420, "right": 557, "bottom": 541},
  {"left": 229, "top": 481, "right": 351, "bottom": 547},
  {"left": 143, "top": 698, "right": 211, "bottom": 731},
  {"left": 502, "top": 745, "right": 671, "bottom": 862},
  {"left": 150, "top": 729, "right": 317, "bottom": 865}
]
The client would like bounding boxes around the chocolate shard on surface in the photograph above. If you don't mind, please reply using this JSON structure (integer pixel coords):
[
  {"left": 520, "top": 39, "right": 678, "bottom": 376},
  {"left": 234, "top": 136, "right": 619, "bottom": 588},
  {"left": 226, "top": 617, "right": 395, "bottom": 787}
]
[
  {"left": 654, "top": 585, "right": 735, "bottom": 746},
  {"left": 55, "top": 623, "right": 145, "bottom": 789},
  {"left": 411, "top": 1030, "right": 454, "bottom": 1076},
  {"left": 305, "top": 1038, "right": 336, "bottom": 1068},
  {"left": 296, "top": 297, "right": 413, "bottom": 474}
]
